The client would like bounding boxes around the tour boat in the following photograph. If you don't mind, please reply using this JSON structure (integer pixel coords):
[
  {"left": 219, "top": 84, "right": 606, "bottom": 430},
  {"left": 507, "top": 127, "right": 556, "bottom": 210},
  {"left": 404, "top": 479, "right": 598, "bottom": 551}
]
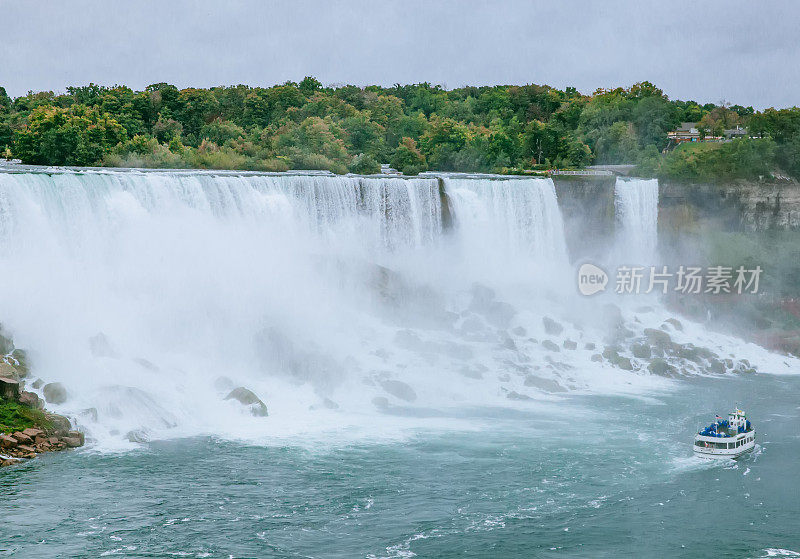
[{"left": 693, "top": 409, "right": 755, "bottom": 459}]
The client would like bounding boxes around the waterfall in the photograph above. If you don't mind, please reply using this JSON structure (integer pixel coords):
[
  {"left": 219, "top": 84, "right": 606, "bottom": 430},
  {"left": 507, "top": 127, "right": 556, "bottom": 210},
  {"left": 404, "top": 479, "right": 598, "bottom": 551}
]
[
  {"left": 444, "top": 177, "right": 570, "bottom": 280},
  {"left": 614, "top": 177, "right": 659, "bottom": 265},
  {"left": 9, "top": 169, "right": 766, "bottom": 449}
]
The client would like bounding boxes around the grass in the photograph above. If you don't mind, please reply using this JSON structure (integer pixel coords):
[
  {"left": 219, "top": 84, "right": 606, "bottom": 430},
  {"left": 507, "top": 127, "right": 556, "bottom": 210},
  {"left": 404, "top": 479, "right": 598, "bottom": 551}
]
[{"left": 0, "top": 398, "right": 50, "bottom": 434}]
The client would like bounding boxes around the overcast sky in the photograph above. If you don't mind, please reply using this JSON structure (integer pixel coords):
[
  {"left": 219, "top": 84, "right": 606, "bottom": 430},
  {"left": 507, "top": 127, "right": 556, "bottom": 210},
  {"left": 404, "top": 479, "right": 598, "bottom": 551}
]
[{"left": 1, "top": 0, "right": 798, "bottom": 109}]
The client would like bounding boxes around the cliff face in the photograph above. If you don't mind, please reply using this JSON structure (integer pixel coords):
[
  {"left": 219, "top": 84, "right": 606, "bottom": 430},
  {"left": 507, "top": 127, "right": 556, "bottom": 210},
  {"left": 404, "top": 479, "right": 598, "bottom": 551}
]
[
  {"left": 659, "top": 177, "right": 800, "bottom": 234},
  {"left": 552, "top": 175, "right": 616, "bottom": 261}
]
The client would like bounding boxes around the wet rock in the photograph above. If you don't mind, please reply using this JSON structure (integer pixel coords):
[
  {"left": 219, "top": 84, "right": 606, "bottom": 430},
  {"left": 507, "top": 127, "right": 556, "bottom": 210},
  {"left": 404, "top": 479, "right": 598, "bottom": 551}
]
[
  {"left": 512, "top": 326, "right": 527, "bottom": 337},
  {"left": 133, "top": 357, "right": 159, "bottom": 371},
  {"left": 500, "top": 336, "right": 517, "bottom": 351},
  {"left": 225, "top": 387, "right": 268, "bottom": 417},
  {"left": 62, "top": 436, "right": 82, "bottom": 448},
  {"left": 11, "top": 432, "right": 33, "bottom": 445},
  {"left": 631, "top": 343, "right": 652, "bottom": 359},
  {"left": 1, "top": 458, "right": 20, "bottom": 467},
  {"left": 724, "top": 358, "right": 734, "bottom": 370},
  {"left": 126, "top": 429, "right": 151, "bottom": 443},
  {"left": 648, "top": 358, "right": 677, "bottom": 377},
  {"left": 0, "top": 361, "right": 19, "bottom": 381},
  {"left": 643, "top": 328, "right": 672, "bottom": 348},
  {"left": 562, "top": 339, "right": 578, "bottom": 350},
  {"left": 541, "top": 340, "right": 560, "bottom": 352},
  {"left": 602, "top": 347, "right": 633, "bottom": 370},
  {"left": 708, "top": 358, "right": 726, "bottom": 374},
  {"left": 584, "top": 342, "right": 596, "bottom": 351},
  {"left": 32, "top": 379, "right": 44, "bottom": 389},
  {"left": 44, "top": 413, "right": 72, "bottom": 436},
  {"left": 0, "top": 377, "right": 20, "bottom": 400},
  {"left": 542, "top": 316, "right": 564, "bottom": 336},
  {"left": 0, "top": 434, "right": 17, "bottom": 449},
  {"left": 10, "top": 349, "right": 29, "bottom": 378},
  {"left": 22, "top": 428, "right": 43, "bottom": 439},
  {"left": 42, "top": 382, "right": 68, "bottom": 405},
  {"left": 506, "top": 391, "right": 532, "bottom": 401},
  {"left": 663, "top": 318, "right": 684, "bottom": 331},
  {"left": 524, "top": 375, "right": 566, "bottom": 392},
  {"left": 371, "top": 396, "right": 390, "bottom": 410},
  {"left": 379, "top": 379, "right": 417, "bottom": 402},
  {"left": 484, "top": 301, "right": 517, "bottom": 329},
  {"left": 19, "top": 391, "right": 43, "bottom": 409},
  {"left": 590, "top": 353, "right": 603, "bottom": 362},
  {"left": 80, "top": 408, "right": 99, "bottom": 422}
]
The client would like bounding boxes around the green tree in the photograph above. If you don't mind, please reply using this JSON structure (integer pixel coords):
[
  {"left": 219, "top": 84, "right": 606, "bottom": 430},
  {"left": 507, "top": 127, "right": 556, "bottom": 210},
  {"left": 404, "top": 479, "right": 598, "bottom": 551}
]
[{"left": 391, "top": 137, "right": 427, "bottom": 175}]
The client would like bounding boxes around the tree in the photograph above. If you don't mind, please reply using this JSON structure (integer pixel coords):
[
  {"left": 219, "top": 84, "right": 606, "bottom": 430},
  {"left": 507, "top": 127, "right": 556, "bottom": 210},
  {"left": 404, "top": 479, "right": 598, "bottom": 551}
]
[{"left": 391, "top": 137, "right": 426, "bottom": 175}]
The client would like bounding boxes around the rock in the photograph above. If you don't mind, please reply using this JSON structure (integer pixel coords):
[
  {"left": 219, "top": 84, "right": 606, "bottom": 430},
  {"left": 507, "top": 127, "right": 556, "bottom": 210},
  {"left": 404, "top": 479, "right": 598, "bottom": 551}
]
[
  {"left": 648, "top": 358, "right": 678, "bottom": 377},
  {"left": 635, "top": 306, "right": 655, "bottom": 313},
  {"left": 506, "top": 391, "right": 532, "bottom": 401},
  {"left": 459, "top": 365, "right": 485, "bottom": 379},
  {"left": 0, "top": 377, "right": 21, "bottom": 400},
  {"left": 631, "top": 343, "right": 652, "bottom": 359},
  {"left": 43, "top": 382, "right": 68, "bottom": 405},
  {"left": 126, "top": 429, "right": 151, "bottom": 443},
  {"left": 15, "top": 444, "right": 35, "bottom": 455},
  {"left": 708, "top": 358, "right": 726, "bottom": 374},
  {"left": 44, "top": 413, "right": 72, "bottom": 436},
  {"left": 10, "top": 349, "right": 29, "bottom": 378},
  {"left": 590, "top": 353, "right": 603, "bottom": 362},
  {"left": 1, "top": 459, "right": 19, "bottom": 467},
  {"left": 19, "top": 391, "right": 43, "bottom": 409},
  {"left": 80, "top": 408, "right": 99, "bottom": 422},
  {"left": 524, "top": 375, "right": 566, "bottom": 392},
  {"left": 541, "top": 340, "right": 560, "bottom": 352},
  {"left": 32, "top": 379, "right": 44, "bottom": 389},
  {"left": 0, "top": 361, "right": 19, "bottom": 381},
  {"left": 62, "top": 437, "right": 82, "bottom": 448},
  {"left": 643, "top": 328, "right": 672, "bottom": 348},
  {"left": 602, "top": 347, "right": 633, "bottom": 370},
  {"left": 224, "top": 387, "right": 269, "bottom": 417},
  {"left": 371, "top": 396, "right": 390, "bottom": 409},
  {"left": 379, "top": 379, "right": 417, "bottom": 402},
  {"left": 11, "top": 432, "right": 33, "bottom": 445},
  {"left": 67, "top": 430, "right": 85, "bottom": 446},
  {"left": 485, "top": 301, "right": 517, "bottom": 328},
  {"left": 563, "top": 339, "right": 578, "bottom": 350},
  {"left": 664, "top": 318, "right": 684, "bottom": 331},
  {"left": 584, "top": 342, "right": 596, "bottom": 351},
  {"left": 542, "top": 316, "right": 564, "bottom": 336},
  {"left": 469, "top": 284, "right": 496, "bottom": 307},
  {"left": 512, "top": 326, "right": 527, "bottom": 337},
  {"left": 22, "top": 427, "right": 43, "bottom": 438},
  {"left": 0, "top": 434, "right": 17, "bottom": 448}
]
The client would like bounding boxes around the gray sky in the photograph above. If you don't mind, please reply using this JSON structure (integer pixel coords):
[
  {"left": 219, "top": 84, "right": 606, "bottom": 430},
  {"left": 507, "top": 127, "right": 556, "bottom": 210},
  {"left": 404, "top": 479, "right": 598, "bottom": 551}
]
[{"left": 1, "top": 0, "right": 799, "bottom": 109}]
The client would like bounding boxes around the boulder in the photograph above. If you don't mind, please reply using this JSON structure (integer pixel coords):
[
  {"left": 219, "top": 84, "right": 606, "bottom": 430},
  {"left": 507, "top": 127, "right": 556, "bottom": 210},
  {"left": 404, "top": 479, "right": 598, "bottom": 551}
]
[
  {"left": 584, "top": 342, "right": 596, "bottom": 351},
  {"left": 0, "top": 434, "right": 17, "bottom": 448},
  {"left": 32, "top": 379, "right": 44, "bottom": 389},
  {"left": 16, "top": 444, "right": 36, "bottom": 456},
  {"left": 43, "top": 382, "right": 68, "bottom": 405},
  {"left": 562, "top": 339, "right": 578, "bottom": 350},
  {"left": 602, "top": 347, "right": 633, "bottom": 370},
  {"left": 125, "top": 429, "right": 151, "bottom": 443},
  {"left": 224, "top": 387, "right": 269, "bottom": 417},
  {"left": 0, "top": 361, "right": 19, "bottom": 381},
  {"left": 542, "top": 316, "right": 564, "bottom": 336},
  {"left": 524, "top": 375, "right": 566, "bottom": 393},
  {"left": 21, "top": 427, "right": 43, "bottom": 438},
  {"left": 11, "top": 432, "right": 33, "bottom": 445},
  {"left": 19, "top": 391, "right": 43, "bottom": 409},
  {"left": 379, "top": 379, "right": 417, "bottom": 402},
  {"left": 541, "top": 340, "right": 560, "bottom": 352},
  {"left": 590, "top": 353, "right": 603, "bottom": 362},
  {"left": 67, "top": 430, "right": 85, "bottom": 446},
  {"left": 1, "top": 377, "right": 21, "bottom": 400},
  {"left": 648, "top": 358, "right": 678, "bottom": 377},
  {"left": 643, "top": 328, "right": 672, "bottom": 348},
  {"left": 512, "top": 326, "right": 527, "bottom": 337},
  {"left": 631, "top": 343, "right": 652, "bottom": 359},
  {"left": 10, "top": 349, "right": 29, "bottom": 378},
  {"left": 506, "top": 391, "right": 532, "bottom": 401},
  {"left": 44, "top": 413, "right": 72, "bottom": 436},
  {"left": 1, "top": 459, "right": 20, "bottom": 467},
  {"left": 663, "top": 318, "right": 684, "bottom": 331},
  {"left": 62, "top": 437, "right": 82, "bottom": 448}
]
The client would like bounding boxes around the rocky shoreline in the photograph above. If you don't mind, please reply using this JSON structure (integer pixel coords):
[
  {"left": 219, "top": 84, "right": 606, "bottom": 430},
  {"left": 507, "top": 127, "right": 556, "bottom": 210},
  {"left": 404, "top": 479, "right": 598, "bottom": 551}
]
[{"left": 1, "top": 328, "right": 85, "bottom": 468}]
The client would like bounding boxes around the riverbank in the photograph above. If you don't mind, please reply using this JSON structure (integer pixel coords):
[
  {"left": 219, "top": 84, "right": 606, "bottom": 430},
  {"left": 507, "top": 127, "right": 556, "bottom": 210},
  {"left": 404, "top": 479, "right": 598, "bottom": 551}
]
[{"left": 0, "top": 329, "right": 84, "bottom": 467}]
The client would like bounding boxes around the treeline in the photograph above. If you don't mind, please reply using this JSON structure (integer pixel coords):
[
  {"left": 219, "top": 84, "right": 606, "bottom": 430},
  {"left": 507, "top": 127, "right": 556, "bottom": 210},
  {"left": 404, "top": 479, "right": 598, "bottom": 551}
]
[{"left": 0, "top": 79, "right": 799, "bottom": 180}]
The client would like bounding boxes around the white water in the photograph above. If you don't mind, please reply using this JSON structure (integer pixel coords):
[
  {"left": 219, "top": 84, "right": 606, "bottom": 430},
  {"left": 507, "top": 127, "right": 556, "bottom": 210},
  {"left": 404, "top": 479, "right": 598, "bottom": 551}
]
[
  {"left": 0, "top": 170, "right": 795, "bottom": 450},
  {"left": 614, "top": 177, "right": 659, "bottom": 266}
]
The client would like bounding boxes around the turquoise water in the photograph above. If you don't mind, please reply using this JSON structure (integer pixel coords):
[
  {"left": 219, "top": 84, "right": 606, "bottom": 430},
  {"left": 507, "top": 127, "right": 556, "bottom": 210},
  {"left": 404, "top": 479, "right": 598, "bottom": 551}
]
[{"left": 2, "top": 374, "right": 799, "bottom": 559}]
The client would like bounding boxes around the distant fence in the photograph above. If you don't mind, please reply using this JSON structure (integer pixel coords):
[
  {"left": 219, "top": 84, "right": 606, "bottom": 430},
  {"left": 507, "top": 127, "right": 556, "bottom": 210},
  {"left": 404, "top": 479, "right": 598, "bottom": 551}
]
[{"left": 550, "top": 169, "right": 613, "bottom": 176}]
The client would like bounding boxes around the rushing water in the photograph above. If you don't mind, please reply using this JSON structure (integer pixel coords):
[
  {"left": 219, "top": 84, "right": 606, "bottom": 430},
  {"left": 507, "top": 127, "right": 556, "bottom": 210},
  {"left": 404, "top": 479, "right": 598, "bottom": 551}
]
[{"left": 0, "top": 169, "right": 798, "bottom": 557}]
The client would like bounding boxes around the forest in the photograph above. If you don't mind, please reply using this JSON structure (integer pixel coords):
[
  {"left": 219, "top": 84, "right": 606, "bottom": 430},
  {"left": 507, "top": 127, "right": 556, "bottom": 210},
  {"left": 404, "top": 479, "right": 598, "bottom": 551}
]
[{"left": 1, "top": 79, "right": 799, "bottom": 181}]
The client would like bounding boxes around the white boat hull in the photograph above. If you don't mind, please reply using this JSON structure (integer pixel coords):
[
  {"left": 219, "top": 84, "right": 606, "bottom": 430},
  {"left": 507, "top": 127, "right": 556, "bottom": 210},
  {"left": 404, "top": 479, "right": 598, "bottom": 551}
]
[{"left": 693, "top": 430, "right": 756, "bottom": 459}]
